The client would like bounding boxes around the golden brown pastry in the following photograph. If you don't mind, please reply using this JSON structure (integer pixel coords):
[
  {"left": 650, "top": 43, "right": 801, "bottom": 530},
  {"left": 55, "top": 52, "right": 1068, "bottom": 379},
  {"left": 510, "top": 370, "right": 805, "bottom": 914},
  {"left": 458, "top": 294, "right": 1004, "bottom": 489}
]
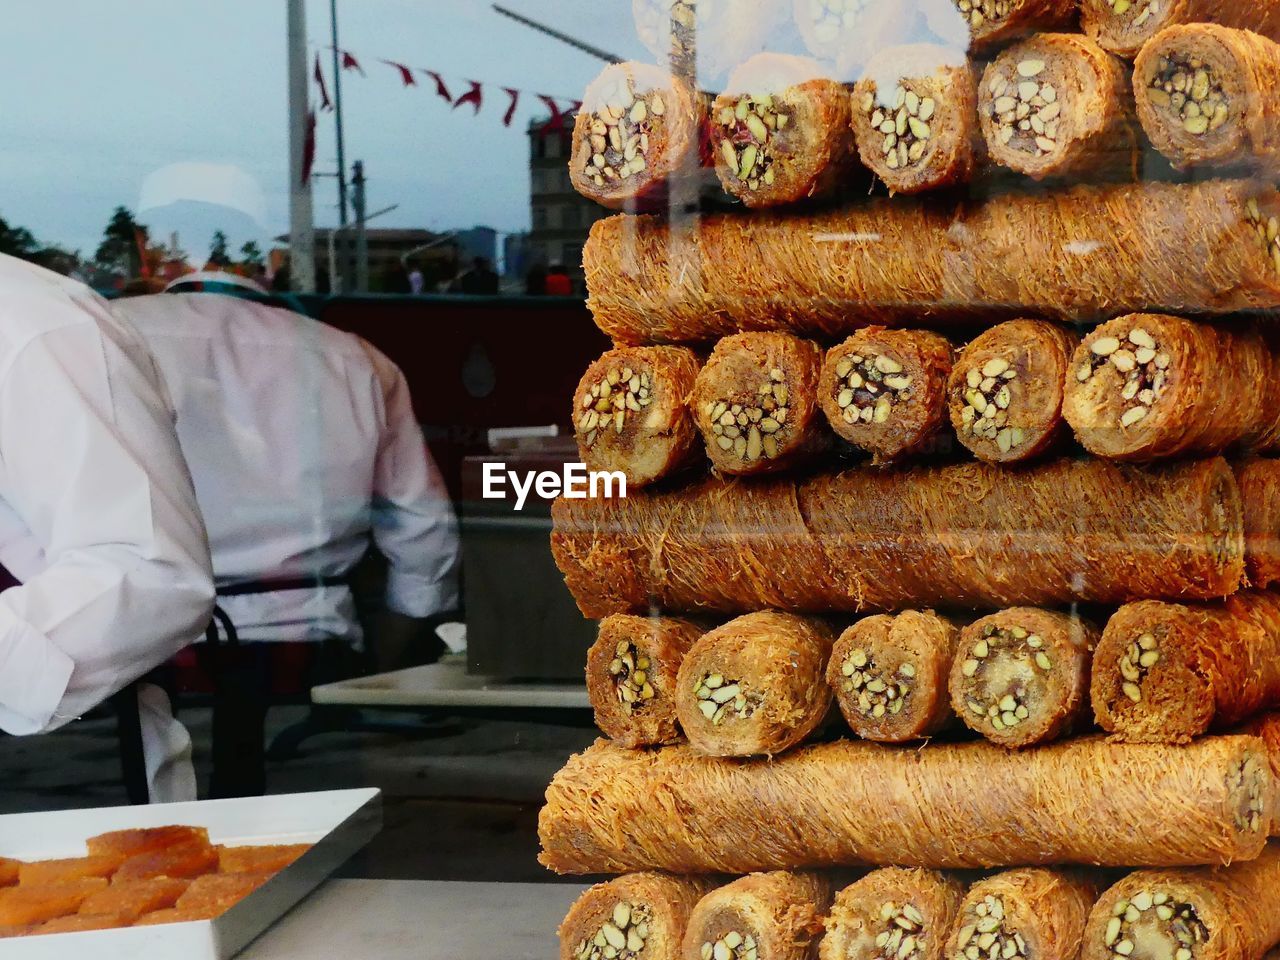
[
  {"left": 821, "top": 868, "right": 965, "bottom": 960},
  {"left": 573, "top": 346, "right": 703, "bottom": 488},
  {"left": 682, "top": 872, "right": 831, "bottom": 960},
  {"left": 1240, "top": 459, "right": 1280, "bottom": 588},
  {"left": 561, "top": 873, "right": 716, "bottom": 960},
  {"left": 979, "top": 34, "right": 1137, "bottom": 181},
  {"left": 948, "top": 320, "right": 1076, "bottom": 463},
  {"left": 583, "top": 181, "right": 1280, "bottom": 344},
  {"left": 711, "top": 53, "right": 857, "bottom": 208},
  {"left": 1092, "top": 590, "right": 1280, "bottom": 752},
  {"left": 570, "top": 62, "right": 708, "bottom": 211},
  {"left": 1080, "top": 845, "right": 1280, "bottom": 960},
  {"left": 1134, "top": 24, "right": 1280, "bottom": 170},
  {"left": 675, "top": 611, "right": 833, "bottom": 757},
  {"left": 828, "top": 611, "right": 959, "bottom": 742},
  {"left": 1081, "top": 0, "right": 1280, "bottom": 60},
  {"left": 945, "top": 871, "right": 1100, "bottom": 960},
  {"left": 1063, "top": 314, "right": 1280, "bottom": 461},
  {"left": 930, "top": 0, "right": 1079, "bottom": 53},
  {"left": 820, "top": 328, "right": 953, "bottom": 462},
  {"left": 692, "top": 333, "right": 827, "bottom": 475},
  {"left": 551, "top": 458, "right": 1245, "bottom": 616},
  {"left": 949, "top": 608, "right": 1096, "bottom": 748},
  {"left": 539, "top": 735, "right": 1271, "bottom": 873},
  {"left": 589, "top": 614, "right": 704, "bottom": 747},
  {"left": 852, "top": 45, "right": 982, "bottom": 194}
]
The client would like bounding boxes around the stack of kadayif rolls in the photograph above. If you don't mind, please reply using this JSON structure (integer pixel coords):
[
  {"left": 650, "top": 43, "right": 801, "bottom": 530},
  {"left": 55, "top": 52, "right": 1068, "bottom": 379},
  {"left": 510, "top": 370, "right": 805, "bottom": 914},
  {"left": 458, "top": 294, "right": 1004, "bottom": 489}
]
[{"left": 550, "top": 2, "right": 1280, "bottom": 960}]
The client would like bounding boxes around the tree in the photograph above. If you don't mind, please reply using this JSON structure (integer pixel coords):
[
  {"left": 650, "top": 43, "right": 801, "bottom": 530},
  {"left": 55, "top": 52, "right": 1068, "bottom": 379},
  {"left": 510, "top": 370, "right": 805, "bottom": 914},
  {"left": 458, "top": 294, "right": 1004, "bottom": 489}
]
[
  {"left": 239, "top": 240, "right": 264, "bottom": 268},
  {"left": 28, "top": 246, "right": 80, "bottom": 275},
  {"left": 0, "top": 215, "right": 79, "bottom": 275},
  {"left": 208, "top": 230, "right": 231, "bottom": 267},
  {"left": 0, "top": 217, "right": 39, "bottom": 259},
  {"left": 95, "top": 206, "right": 146, "bottom": 277}
]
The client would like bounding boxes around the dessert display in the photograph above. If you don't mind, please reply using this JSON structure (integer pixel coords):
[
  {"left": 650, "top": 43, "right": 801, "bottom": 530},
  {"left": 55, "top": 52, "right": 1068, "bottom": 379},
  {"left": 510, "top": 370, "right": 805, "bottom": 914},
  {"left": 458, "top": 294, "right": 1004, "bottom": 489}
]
[
  {"left": 543, "top": 8, "right": 1280, "bottom": 958},
  {"left": 0, "top": 825, "right": 311, "bottom": 938}
]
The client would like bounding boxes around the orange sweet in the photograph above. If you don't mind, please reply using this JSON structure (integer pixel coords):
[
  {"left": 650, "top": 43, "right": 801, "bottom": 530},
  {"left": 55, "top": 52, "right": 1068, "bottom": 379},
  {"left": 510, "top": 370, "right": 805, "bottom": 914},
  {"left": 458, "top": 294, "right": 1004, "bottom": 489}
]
[
  {"left": 79, "top": 878, "right": 190, "bottom": 920},
  {"left": 114, "top": 842, "right": 218, "bottom": 884},
  {"left": 177, "top": 872, "right": 269, "bottom": 913},
  {"left": 35, "top": 912, "right": 131, "bottom": 935},
  {"left": 0, "top": 879, "right": 109, "bottom": 926},
  {"left": 217, "top": 843, "right": 310, "bottom": 875},
  {"left": 87, "top": 826, "right": 209, "bottom": 860},
  {"left": 0, "top": 859, "right": 19, "bottom": 888},
  {"left": 18, "top": 855, "right": 123, "bottom": 886}
]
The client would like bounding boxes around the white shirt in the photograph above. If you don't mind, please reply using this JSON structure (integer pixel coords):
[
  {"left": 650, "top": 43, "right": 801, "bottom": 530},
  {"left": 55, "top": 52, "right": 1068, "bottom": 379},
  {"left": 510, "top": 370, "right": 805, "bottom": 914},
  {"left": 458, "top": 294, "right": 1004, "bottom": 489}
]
[
  {"left": 0, "top": 255, "right": 215, "bottom": 735},
  {"left": 113, "top": 293, "right": 459, "bottom": 644}
]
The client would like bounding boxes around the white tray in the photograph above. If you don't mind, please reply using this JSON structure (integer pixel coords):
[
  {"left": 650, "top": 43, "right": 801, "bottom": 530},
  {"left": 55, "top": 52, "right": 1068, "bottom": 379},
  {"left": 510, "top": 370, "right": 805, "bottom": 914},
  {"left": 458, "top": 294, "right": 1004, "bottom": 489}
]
[
  {"left": 0, "top": 787, "right": 381, "bottom": 959},
  {"left": 311, "top": 657, "right": 589, "bottom": 709}
]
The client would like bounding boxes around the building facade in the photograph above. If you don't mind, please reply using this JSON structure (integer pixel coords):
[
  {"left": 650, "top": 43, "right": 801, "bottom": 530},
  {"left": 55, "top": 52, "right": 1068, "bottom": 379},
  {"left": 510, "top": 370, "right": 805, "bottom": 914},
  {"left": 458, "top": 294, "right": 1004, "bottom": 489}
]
[{"left": 526, "top": 115, "right": 609, "bottom": 293}]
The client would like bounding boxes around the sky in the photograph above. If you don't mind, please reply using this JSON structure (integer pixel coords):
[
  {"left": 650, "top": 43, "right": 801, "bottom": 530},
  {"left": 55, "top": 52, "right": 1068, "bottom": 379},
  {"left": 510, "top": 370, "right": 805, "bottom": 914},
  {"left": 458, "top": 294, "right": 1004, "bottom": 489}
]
[{"left": 0, "top": 0, "right": 649, "bottom": 260}]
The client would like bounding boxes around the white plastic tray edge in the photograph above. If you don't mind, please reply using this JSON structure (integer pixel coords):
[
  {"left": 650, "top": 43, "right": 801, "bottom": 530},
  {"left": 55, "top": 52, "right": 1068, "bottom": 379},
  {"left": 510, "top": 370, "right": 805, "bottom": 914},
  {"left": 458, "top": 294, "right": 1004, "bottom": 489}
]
[{"left": 0, "top": 787, "right": 382, "bottom": 960}]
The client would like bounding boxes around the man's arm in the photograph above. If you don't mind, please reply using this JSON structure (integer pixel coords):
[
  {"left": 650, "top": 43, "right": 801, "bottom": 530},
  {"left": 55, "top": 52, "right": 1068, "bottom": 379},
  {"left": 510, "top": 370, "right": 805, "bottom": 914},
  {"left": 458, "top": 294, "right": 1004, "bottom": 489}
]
[
  {"left": 365, "top": 346, "right": 460, "bottom": 626},
  {"left": 0, "top": 303, "right": 214, "bottom": 735}
]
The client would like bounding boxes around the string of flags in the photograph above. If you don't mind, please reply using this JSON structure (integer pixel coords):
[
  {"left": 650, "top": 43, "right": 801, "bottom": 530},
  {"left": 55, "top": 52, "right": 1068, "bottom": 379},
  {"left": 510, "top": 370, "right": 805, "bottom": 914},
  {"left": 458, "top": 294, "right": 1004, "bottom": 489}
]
[{"left": 312, "top": 48, "right": 582, "bottom": 131}]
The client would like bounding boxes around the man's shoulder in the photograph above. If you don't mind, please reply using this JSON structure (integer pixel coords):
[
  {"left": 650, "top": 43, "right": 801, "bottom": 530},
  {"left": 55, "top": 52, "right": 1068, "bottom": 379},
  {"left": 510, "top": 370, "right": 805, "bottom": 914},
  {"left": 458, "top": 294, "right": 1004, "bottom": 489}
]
[
  {"left": 119, "top": 293, "right": 383, "bottom": 376},
  {"left": 0, "top": 257, "right": 108, "bottom": 360}
]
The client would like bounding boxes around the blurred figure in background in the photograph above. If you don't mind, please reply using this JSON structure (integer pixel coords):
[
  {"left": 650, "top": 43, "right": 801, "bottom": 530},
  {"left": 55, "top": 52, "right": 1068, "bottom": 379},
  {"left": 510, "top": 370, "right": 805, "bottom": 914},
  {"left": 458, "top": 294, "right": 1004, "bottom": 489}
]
[
  {"left": 113, "top": 290, "right": 460, "bottom": 798},
  {"left": 524, "top": 263, "right": 547, "bottom": 295},
  {"left": 451, "top": 256, "right": 499, "bottom": 295},
  {"left": 544, "top": 263, "right": 573, "bottom": 296}
]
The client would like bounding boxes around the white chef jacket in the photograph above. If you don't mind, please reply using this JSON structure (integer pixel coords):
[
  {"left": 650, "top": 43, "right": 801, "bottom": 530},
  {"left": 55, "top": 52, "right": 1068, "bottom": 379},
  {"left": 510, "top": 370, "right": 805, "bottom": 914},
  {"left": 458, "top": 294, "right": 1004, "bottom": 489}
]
[
  {"left": 0, "top": 254, "right": 215, "bottom": 736},
  {"left": 112, "top": 293, "right": 459, "bottom": 644}
]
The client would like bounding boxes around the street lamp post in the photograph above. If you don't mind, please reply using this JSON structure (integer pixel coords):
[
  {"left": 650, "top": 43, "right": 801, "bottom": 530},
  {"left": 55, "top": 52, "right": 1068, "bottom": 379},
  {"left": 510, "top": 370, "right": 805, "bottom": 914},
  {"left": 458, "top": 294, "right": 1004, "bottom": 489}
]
[{"left": 286, "top": 0, "right": 316, "bottom": 292}]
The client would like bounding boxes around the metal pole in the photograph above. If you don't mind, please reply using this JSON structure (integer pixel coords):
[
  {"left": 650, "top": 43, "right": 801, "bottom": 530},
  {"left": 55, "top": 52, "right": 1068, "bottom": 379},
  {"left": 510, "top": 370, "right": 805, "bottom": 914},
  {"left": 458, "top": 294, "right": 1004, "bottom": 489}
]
[
  {"left": 287, "top": 0, "right": 316, "bottom": 293},
  {"left": 352, "top": 161, "right": 369, "bottom": 292},
  {"left": 328, "top": 236, "right": 343, "bottom": 294},
  {"left": 330, "top": 0, "right": 350, "bottom": 292},
  {"left": 330, "top": 0, "right": 348, "bottom": 228},
  {"left": 491, "top": 4, "right": 624, "bottom": 63}
]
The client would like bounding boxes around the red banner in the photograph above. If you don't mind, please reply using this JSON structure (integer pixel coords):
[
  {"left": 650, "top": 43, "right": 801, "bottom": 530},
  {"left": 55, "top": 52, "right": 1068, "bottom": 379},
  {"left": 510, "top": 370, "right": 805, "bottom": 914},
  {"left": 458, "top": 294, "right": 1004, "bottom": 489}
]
[{"left": 313, "top": 47, "right": 579, "bottom": 132}]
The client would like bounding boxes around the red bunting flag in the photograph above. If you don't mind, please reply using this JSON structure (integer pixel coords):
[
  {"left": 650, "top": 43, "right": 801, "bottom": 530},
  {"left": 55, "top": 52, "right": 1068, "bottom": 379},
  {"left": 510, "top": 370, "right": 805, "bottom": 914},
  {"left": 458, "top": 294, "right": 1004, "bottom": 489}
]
[
  {"left": 302, "top": 109, "right": 317, "bottom": 185},
  {"left": 313, "top": 53, "right": 334, "bottom": 112},
  {"left": 134, "top": 227, "right": 151, "bottom": 278},
  {"left": 454, "top": 80, "right": 483, "bottom": 114},
  {"left": 381, "top": 59, "right": 417, "bottom": 87},
  {"left": 340, "top": 49, "right": 365, "bottom": 75},
  {"left": 312, "top": 45, "right": 578, "bottom": 131},
  {"left": 537, "top": 94, "right": 575, "bottom": 132},
  {"left": 501, "top": 87, "right": 521, "bottom": 127},
  {"left": 423, "top": 70, "right": 453, "bottom": 103}
]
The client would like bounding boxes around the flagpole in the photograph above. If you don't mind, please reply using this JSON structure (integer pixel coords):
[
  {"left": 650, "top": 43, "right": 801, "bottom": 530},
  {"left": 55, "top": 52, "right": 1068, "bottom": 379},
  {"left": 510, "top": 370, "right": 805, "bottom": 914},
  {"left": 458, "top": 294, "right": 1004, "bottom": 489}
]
[
  {"left": 330, "top": 0, "right": 350, "bottom": 292},
  {"left": 330, "top": 0, "right": 349, "bottom": 230},
  {"left": 287, "top": 0, "right": 316, "bottom": 293}
]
